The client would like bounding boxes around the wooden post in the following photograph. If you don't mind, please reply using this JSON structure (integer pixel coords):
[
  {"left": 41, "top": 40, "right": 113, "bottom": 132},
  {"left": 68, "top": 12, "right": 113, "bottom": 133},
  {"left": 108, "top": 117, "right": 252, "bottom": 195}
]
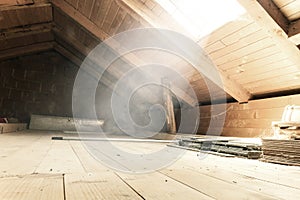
[{"left": 162, "top": 78, "right": 176, "bottom": 134}]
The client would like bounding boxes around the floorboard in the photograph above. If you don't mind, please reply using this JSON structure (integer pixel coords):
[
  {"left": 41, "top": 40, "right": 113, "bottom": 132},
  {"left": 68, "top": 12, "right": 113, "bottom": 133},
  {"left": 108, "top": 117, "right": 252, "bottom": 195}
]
[
  {"left": 1, "top": 130, "right": 300, "bottom": 199},
  {"left": 0, "top": 174, "right": 64, "bottom": 200},
  {"left": 65, "top": 172, "right": 142, "bottom": 200}
]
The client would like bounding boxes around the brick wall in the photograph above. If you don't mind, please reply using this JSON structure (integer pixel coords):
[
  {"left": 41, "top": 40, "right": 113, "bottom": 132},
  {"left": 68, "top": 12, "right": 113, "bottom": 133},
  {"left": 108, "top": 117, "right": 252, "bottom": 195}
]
[{"left": 0, "top": 51, "right": 78, "bottom": 123}]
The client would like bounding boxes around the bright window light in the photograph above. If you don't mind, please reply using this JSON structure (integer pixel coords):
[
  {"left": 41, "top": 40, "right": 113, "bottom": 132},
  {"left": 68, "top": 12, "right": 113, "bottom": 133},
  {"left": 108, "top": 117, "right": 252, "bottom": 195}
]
[{"left": 155, "top": 0, "right": 246, "bottom": 39}]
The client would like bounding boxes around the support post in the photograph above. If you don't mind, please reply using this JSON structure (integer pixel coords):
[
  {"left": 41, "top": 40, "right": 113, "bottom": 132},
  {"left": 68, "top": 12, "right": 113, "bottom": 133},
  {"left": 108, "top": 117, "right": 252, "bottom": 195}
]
[{"left": 162, "top": 78, "right": 176, "bottom": 134}]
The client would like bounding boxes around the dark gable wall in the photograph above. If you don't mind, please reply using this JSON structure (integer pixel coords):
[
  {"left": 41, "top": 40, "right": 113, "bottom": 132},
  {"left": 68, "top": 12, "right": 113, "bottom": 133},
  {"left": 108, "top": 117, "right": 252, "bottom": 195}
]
[{"left": 0, "top": 51, "right": 78, "bottom": 123}]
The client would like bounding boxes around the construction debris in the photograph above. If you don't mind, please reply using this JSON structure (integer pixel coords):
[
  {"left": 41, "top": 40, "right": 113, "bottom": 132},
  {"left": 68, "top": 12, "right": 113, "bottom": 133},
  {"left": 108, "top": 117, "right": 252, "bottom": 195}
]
[
  {"left": 175, "top": 137, "right": 262, "bottom": 159},
  {"left": 262, "top": 139, "right": 300, "bottom": 166}
]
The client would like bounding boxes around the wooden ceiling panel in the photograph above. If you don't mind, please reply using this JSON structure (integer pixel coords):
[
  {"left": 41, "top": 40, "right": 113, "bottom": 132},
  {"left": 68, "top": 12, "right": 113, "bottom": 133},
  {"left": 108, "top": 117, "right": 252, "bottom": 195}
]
[
  {"left": 218, "top": 45, "right": 280, "bottom": 71},
  {"left": 273, "top": 0, "right": 300, "bottom": 21},
  {"left": 101, "top": 1, "right": 120, "bottom": 34},
  {"left": 0, "top": 42, "right": 54, "bottom": 61},
  {"left": 211, "top": 36, "right": 275, "bottom": 65},
  {"left": 199, "top": 16, "right": 253, "bottom": 48},
  {"left": 0, "top": 0, "right": 34, "bottom": 6},
  {"left": 239, "top": 65, "right": 299, "bottom": 85},
  {"left": 229, "top": 57, "right": 294, "bottom": 80},
  {"left": 53, "top": 8, "right": 100, "bottom": 51},
  {"left": 0, "top": 29, "right": 53, "bottom": 51},
  {"left": 0, "top": 3, "right": 52, "bottom": 30},
  {"left": 246, "top": 76, "right": 300, "bottom": 95},
  {"left": 109, "top": 6, "right": 127, "bottom": 35},
  {"left": 91, "top": 0, "right": 112, "bottom": 28},
  {"left": 0, "top": 0, "right": 299, "bottom": 104}
]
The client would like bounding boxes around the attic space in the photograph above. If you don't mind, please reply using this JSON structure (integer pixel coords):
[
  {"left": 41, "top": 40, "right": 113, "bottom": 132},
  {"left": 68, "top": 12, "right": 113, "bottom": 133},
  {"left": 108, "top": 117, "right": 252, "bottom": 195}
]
[{"left": 0, "top": 0, "right": 300, "bottom": 199}]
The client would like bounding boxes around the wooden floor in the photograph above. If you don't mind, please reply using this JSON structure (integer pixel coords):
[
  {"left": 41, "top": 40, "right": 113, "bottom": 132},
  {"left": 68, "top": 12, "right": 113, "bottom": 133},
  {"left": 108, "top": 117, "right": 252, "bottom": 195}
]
[{"left": 1, "top": 130, "right": 300, "bottom": 199}]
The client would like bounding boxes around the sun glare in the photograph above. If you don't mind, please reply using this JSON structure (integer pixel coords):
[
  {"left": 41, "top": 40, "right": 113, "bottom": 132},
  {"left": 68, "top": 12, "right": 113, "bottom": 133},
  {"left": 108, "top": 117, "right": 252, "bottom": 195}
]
[{"left": 155, "top": 0, "right": 246, "bottom": 38}]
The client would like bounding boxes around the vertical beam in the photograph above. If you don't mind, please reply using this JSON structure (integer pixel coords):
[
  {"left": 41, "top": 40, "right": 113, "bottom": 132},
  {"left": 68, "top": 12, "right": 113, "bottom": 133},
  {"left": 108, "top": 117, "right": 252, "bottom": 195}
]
[{"left": 162, "top": 78, "right": 176, "bottom": 134}]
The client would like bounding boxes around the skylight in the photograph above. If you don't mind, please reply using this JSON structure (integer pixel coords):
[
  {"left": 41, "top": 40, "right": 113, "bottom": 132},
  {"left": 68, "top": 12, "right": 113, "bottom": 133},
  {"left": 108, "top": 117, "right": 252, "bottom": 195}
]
[{"left": 155, "top": 0, "right": 246, "bottom": 39}]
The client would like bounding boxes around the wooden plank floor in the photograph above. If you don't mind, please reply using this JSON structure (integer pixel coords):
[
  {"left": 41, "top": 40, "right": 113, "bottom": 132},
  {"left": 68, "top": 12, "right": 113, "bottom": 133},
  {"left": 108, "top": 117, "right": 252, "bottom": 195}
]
[{"left": 1, "top": 130, "right": 300, "bottom": 199}]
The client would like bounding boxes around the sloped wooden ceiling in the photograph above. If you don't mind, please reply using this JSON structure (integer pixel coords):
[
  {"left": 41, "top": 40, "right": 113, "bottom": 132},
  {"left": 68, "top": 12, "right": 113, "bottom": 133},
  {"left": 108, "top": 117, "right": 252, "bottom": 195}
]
[
  {"left": 0, "top": 0, "right": 53, "bottom": 60},
  {"left": 0, "top": 0, "right": 300, "bottom": 105}
]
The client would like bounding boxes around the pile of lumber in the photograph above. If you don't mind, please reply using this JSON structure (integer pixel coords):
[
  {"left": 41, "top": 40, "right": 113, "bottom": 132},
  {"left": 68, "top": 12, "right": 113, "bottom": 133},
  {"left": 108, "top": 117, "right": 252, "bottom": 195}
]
[
  {"left": 262, "top": 139, "right": 300, "bottom": 166},
  {"left": 175, "top": 137, "right": 262, "bottom": 159}
]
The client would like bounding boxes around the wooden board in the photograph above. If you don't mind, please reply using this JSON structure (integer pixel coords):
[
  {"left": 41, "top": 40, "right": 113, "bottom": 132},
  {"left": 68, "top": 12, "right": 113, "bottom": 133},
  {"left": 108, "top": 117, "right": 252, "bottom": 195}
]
[
  {"left": 0, "top": 3, "right": 52, "bottom": 29},
  {"left": 35, "top": 140, "right": 86, "bottom": 174},
  {"left": 0, "top": 174, "right": 64, "bottom": 200},
  {"left": 65, "top": 172, "right": 142, "bottom": 200},
  {"left": 0, "top": 131, "right": 300, "bottom": 199},
  {"left": 116, "top": 172, "right": 213, "bottom": 200},
  {"left": 161, "top": 168, "right": 275, "bottom": 200}
]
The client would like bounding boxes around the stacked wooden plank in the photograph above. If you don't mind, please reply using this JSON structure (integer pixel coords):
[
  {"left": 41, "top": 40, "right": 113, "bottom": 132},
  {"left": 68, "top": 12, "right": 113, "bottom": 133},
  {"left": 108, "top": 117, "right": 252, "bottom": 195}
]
[
  {"left": 177, "top": 137, "right": 262, "bottom": 159},
  {"left": 262, "top": 139, "right": 300, "bottom": 166}
]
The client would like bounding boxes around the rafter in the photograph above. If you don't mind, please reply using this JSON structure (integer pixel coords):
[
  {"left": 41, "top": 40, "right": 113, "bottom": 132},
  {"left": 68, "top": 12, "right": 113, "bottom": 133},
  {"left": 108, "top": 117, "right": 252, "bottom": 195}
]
[
  {"left": 256, "top": 0, "right": 300, "bottom": 45},
  {"left": 257, "top": 0, "right": 289, "bottom": 33},
  {"left": 0, "top": 0, "right": 33, "bottom": 7},
  {"left": 0, "top": 2, "right": 52, "bottom": 29},
  {"left": 51, "top": 0, "right": 109, "bottom": 41},
  {"left": 237, "top": 0, "right": 300, "bottom": 68},
  {"left": 0, "top": 42, "right": 54, "bottom": 61},
  {"left": 0, "top": 23, "right": 53, "bottom": 51},
  {"left": 53, "top": 43, "right": 117, "bottom": 91},
  {"left": 289, "top": 19, "right": 300, "bottom": 45},
  {"left": 51, "top": 0, "right": 198, "bottom": 106},
  {"left": 118, "top": 0, "right": 251, "bottom": 103}
]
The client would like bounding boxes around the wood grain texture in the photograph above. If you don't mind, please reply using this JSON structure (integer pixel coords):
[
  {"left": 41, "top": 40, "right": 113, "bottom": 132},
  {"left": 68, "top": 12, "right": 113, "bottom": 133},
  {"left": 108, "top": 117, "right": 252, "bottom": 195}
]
[
  {"left": 65, "top": 172, "right": 142, "bottom": 200},
  {"left": 0, "top": 174, "right": 64, "bottom": 200},
  {"left": 0, "top": 131, "right": 300, "bottom": 199},
  {"left": 0, "top": 3, "right": 52, "bottom": 29}
]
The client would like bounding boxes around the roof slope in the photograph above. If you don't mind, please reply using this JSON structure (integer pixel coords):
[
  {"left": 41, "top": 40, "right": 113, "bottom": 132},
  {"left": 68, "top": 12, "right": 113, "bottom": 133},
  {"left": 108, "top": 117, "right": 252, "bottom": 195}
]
[{"left": 0, "top": 0, "right": 299, "bottom": 105}]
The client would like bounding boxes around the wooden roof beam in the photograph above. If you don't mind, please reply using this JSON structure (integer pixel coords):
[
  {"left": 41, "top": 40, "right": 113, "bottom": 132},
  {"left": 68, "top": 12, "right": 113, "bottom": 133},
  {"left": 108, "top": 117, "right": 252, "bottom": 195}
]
[
  {"left": 0, "top": 2, "right": 52, "bottom": 29},
  {"left": 0, "top": 0, "right": 34, "bottom": 7},
  {"left": 256, "top": 0, "right": 300, "bottom": 45},
  {"left": 51, "top": 0, "right": 109, "bottom": 41},
  {"left": 53, "top": 43, "right": 117, "bottom": 91},
  {"left": 118, "top": 0, "right": 251, "bottom": 103},
  {"left": 289, "top": 19, "right": 300, "bottom": 45},
  {"left": 51, "top": 0, "right": 198, "bottom": 106},
  {"left": 0, "top": 23, "right": 52, "bottom": 38},
  {"left": 0, "top": 0, "right": 49, "bottom": 7},
  {"left": 0, "top": 41, "right": 54, "bottom": 61},
  {"left": 237, "top": 0, "right": 300, "bottom": 69},
  {"left": 257, "top": 0, "right": 289, "bottom": 33}
]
